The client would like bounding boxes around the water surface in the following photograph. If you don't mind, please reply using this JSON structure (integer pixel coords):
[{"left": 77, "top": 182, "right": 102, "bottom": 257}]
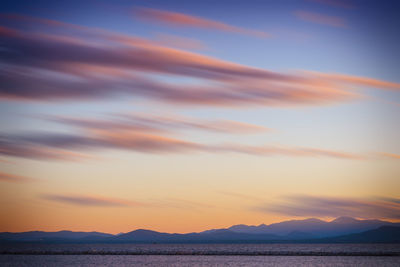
[{"left": 1, "top": 243, "right": 399, "bottom": 266}]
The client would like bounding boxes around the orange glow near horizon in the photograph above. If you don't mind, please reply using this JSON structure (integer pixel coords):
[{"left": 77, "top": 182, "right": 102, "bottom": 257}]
[{"left": 0, "top": 0, "right": 399, "bottom": 235}]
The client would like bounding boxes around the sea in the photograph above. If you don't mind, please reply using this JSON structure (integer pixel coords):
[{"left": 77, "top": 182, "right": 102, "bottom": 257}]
[{"left": 0, "top": 243, "right": 399, "bottom": 266}]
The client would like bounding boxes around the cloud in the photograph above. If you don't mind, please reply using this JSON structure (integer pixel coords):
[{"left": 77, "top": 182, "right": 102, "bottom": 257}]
[
  {"left": 41, "top": 193, "right": 212, "bottom": 210},
  {"left": 306, "top": 72, "right": 400, "bottom": 91},
  {"left": 295, "top": 10, "right": 347, "bottom": 27},
  {"left": 380, "top": 153, "right": 400, "bottom": 159},
  {"left": 0, "top": 138, "right": 95, "bottom": 161},
  {"left": 0, "top": 129, "right": 365, "bottom": 161},
  {"left": 0, "top": 14, "right": 398, "bottom": 110},
  {"left": 208, "top": 144, "right": 364, "bottom": 159},
  {"left": 308, "top": 0, "right": 356, "bottom": 9},
  {"left": 0, "top": 132, "right": 202, "bottom": 158},
  {"left": 0, "top": 113, "right": 367, "bottom": 161},
  {"left": 0, "top": 22, "right": 285, "bottom": 81},
  {"left": 41, "top": 194, "right": 145, "bottom": 207},
  {"left": 134, "top": 8, "right": 269, "bottom": 38},
  {"left": 256, "top": 195, "right": 400, "bottom": 219},
  {"left": 153, "top": 33, "right": 207, "bottom": 50},
  {"left": 0, "top": 15, "right": 370, "bottom": 107},
  {"left": 379, "top": 197, "right": 400, "bottom": 205},
  {"left": 49, "top": 113, "right": 270, "bottom": 134},
  {"left": 0, "top": 172, "right": 35, "bottom": 183},
  {"left": 0, "top": 158, "right": 13, "bottom": 164}
]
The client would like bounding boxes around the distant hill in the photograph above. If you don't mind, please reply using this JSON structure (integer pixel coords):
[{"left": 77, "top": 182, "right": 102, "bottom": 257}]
[
  {"left": 0, "top": 230, "right": 113, "bottom": 243},
  {"left": 320, "top": 226, "right": 400, "bottom": 243},
  {"left": 112, "top": 229, "right": 281, "bottom": 243},
  {"left": 224, "top": 216, "right": 400, "bottom": 238},
  {"left": 1, "top": 217, "right": 399, "bottom": 244}
]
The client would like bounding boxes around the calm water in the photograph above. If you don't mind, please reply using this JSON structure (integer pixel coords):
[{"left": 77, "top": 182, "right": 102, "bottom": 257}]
[
  {"left": 1, "top": 255, "right": 400, "bottom": 267},
  {"left": 1, "top": 244, "right": 399, "bottom": 266}
]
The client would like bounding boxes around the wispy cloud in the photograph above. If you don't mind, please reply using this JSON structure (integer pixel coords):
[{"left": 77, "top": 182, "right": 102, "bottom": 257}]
[
  {"left": 379, "top": 197, "right": 400, "bottom": 205},
  {"left": 295, "top": 10, "right": 347, "bottom": 27},
  {"left": 0, "top": 172, "right": 35, "bottom": 183},
  {"left": 0, "top": 138, "right": 95, "bottom": 161},
  {"left": 380, "top": 153, "right": 400, "bottom": 159},
  {"left": 0, "top": 15, "right": 398, "bottom": 112},
  {"left": 134, "top": 8, "right": 270, "bottom": 38},
  {"left": 153, "top": 33, "right": 207, "bottom": 50},
  {"left": 255, "top": 195, "right": 400, "bottom": 219},
  {"left": 6, "top": 130, "right": 397, "bottom": 162},
  {"left": 0, "top": 132, "right": 200, "bottom": 155},
  {"left": 208, "top": 144, "right": 364, "bottom": 160},
  {"left": 41, "top": 194, "right": 146, "bottom": 207},
  {"left": 0, "top": 130, "right": 365, "bottom": 161},
  {"left": 49, "top": 113, "right": 270, "bottom": 135},
  {"left": 308, "top": 0, "right": 356, "bottom": 9},
  {"left": 307, "top": 72, "right": 400, "bottom": 91},
  {"left": 0, "top": 14, "right": 372, "bottom": 107},
  {"left": 0, "top": 107, "right": 368, "bottom": 161}
]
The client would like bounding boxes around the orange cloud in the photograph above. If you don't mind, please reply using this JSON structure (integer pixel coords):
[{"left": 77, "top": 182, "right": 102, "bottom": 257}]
[
  {"left": 381, "top": 153, "right": 400, "bottom": 159},
  {"left": 42, "top": 194, "right": 147, "bottom": 207},
  {"left": 210, "top": 144, "right": 364, "bottom": 159},
  {"left": 0, "top": 14, "right": 396, "bottom": 109},
  {"left": 204, "top": 120, "right": 269, "bottom": 134},
  {"left": 295, "top": 10, "right": 347, "bottom": 27},
  {"left": 50, "top": 113, "right": 270, "bottom": 135},
  {"left": 308, "top": 72, "right": 400, "bottom": 90},
  {"left": 134, "top": 8, "right": 269, "bottom": 38},
  {"left": 0, "top": 20, "right": 360, "bottom": 107},
  {"left": 0, "top": 172, "right": 35, "bottom": 183}
]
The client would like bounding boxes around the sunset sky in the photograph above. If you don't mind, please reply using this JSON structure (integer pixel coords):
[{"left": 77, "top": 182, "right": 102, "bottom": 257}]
[{"left": 0, "top": 0, "right": 399, "bottom": 234}]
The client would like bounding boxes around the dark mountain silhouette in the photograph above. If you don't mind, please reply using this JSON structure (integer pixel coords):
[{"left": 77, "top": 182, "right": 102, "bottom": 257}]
[
  {"left": 1, "top": 217, "right": 399, "bottom": 243},
  {"left": 0, "top": 230, "right": 112, "bottom": 242},
  {"left": 113, "top": 229, "right": 173, "bottom": 242},
  {"left": 112, "top": 229, "right": 281, "bottom": 243},
  {"left": 320, "top": 226, "right": 400, "bottom": 243},
  {"left": 223, "top": 216, "right": 400, "bottom": 238},
  {"left": 284, "top": 230, "right": 315, "bottom": 240}
]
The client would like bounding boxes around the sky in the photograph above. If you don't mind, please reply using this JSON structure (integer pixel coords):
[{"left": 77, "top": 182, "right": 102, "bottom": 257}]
[{"left": 0, "top": 0, "right": 399, "bottom": 234}]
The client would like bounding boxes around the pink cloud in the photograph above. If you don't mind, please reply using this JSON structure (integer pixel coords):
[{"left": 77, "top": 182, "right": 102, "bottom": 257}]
[
  {"left": 79, "top": 113, "right": 270, "bottom": 134},
  {"left": 153, "top": 33, "right": 207, "bottom": 50},
  {"left": 134, "top": 8, "right": 270, "bottom": 38},
  {"left": 308, "top": 0, "right": 356, "bottom": 9},
  {"left": 0, "top": 14, "right": 396, "bottom": 109},
  {"left": 0, "top": 16, "right": 365, "bottom": 107},
  {"left": 295, "top": 10, "right": 347, "bottom": 27},
  {"left": 257, "top": 195, "right": 400, "bottom": 220},
  {"left": 307, "top": 72, "right": 400, "bottom": 91},
  {"left": 1, "top": 130, "right": 365, "bottom": 161}
]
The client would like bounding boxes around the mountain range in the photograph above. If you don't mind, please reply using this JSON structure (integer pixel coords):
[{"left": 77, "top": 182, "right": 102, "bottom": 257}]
[
  {"left": 210, "top": 216, "right": 400, "bottom": 238},
  {"left": 1, "top": 217, "right": 399, "bottom": 244}
]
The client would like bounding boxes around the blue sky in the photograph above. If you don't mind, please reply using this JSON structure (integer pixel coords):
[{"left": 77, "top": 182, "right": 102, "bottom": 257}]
[{"left": 0, "top": 0, "right": 399, "bottom": 233}]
